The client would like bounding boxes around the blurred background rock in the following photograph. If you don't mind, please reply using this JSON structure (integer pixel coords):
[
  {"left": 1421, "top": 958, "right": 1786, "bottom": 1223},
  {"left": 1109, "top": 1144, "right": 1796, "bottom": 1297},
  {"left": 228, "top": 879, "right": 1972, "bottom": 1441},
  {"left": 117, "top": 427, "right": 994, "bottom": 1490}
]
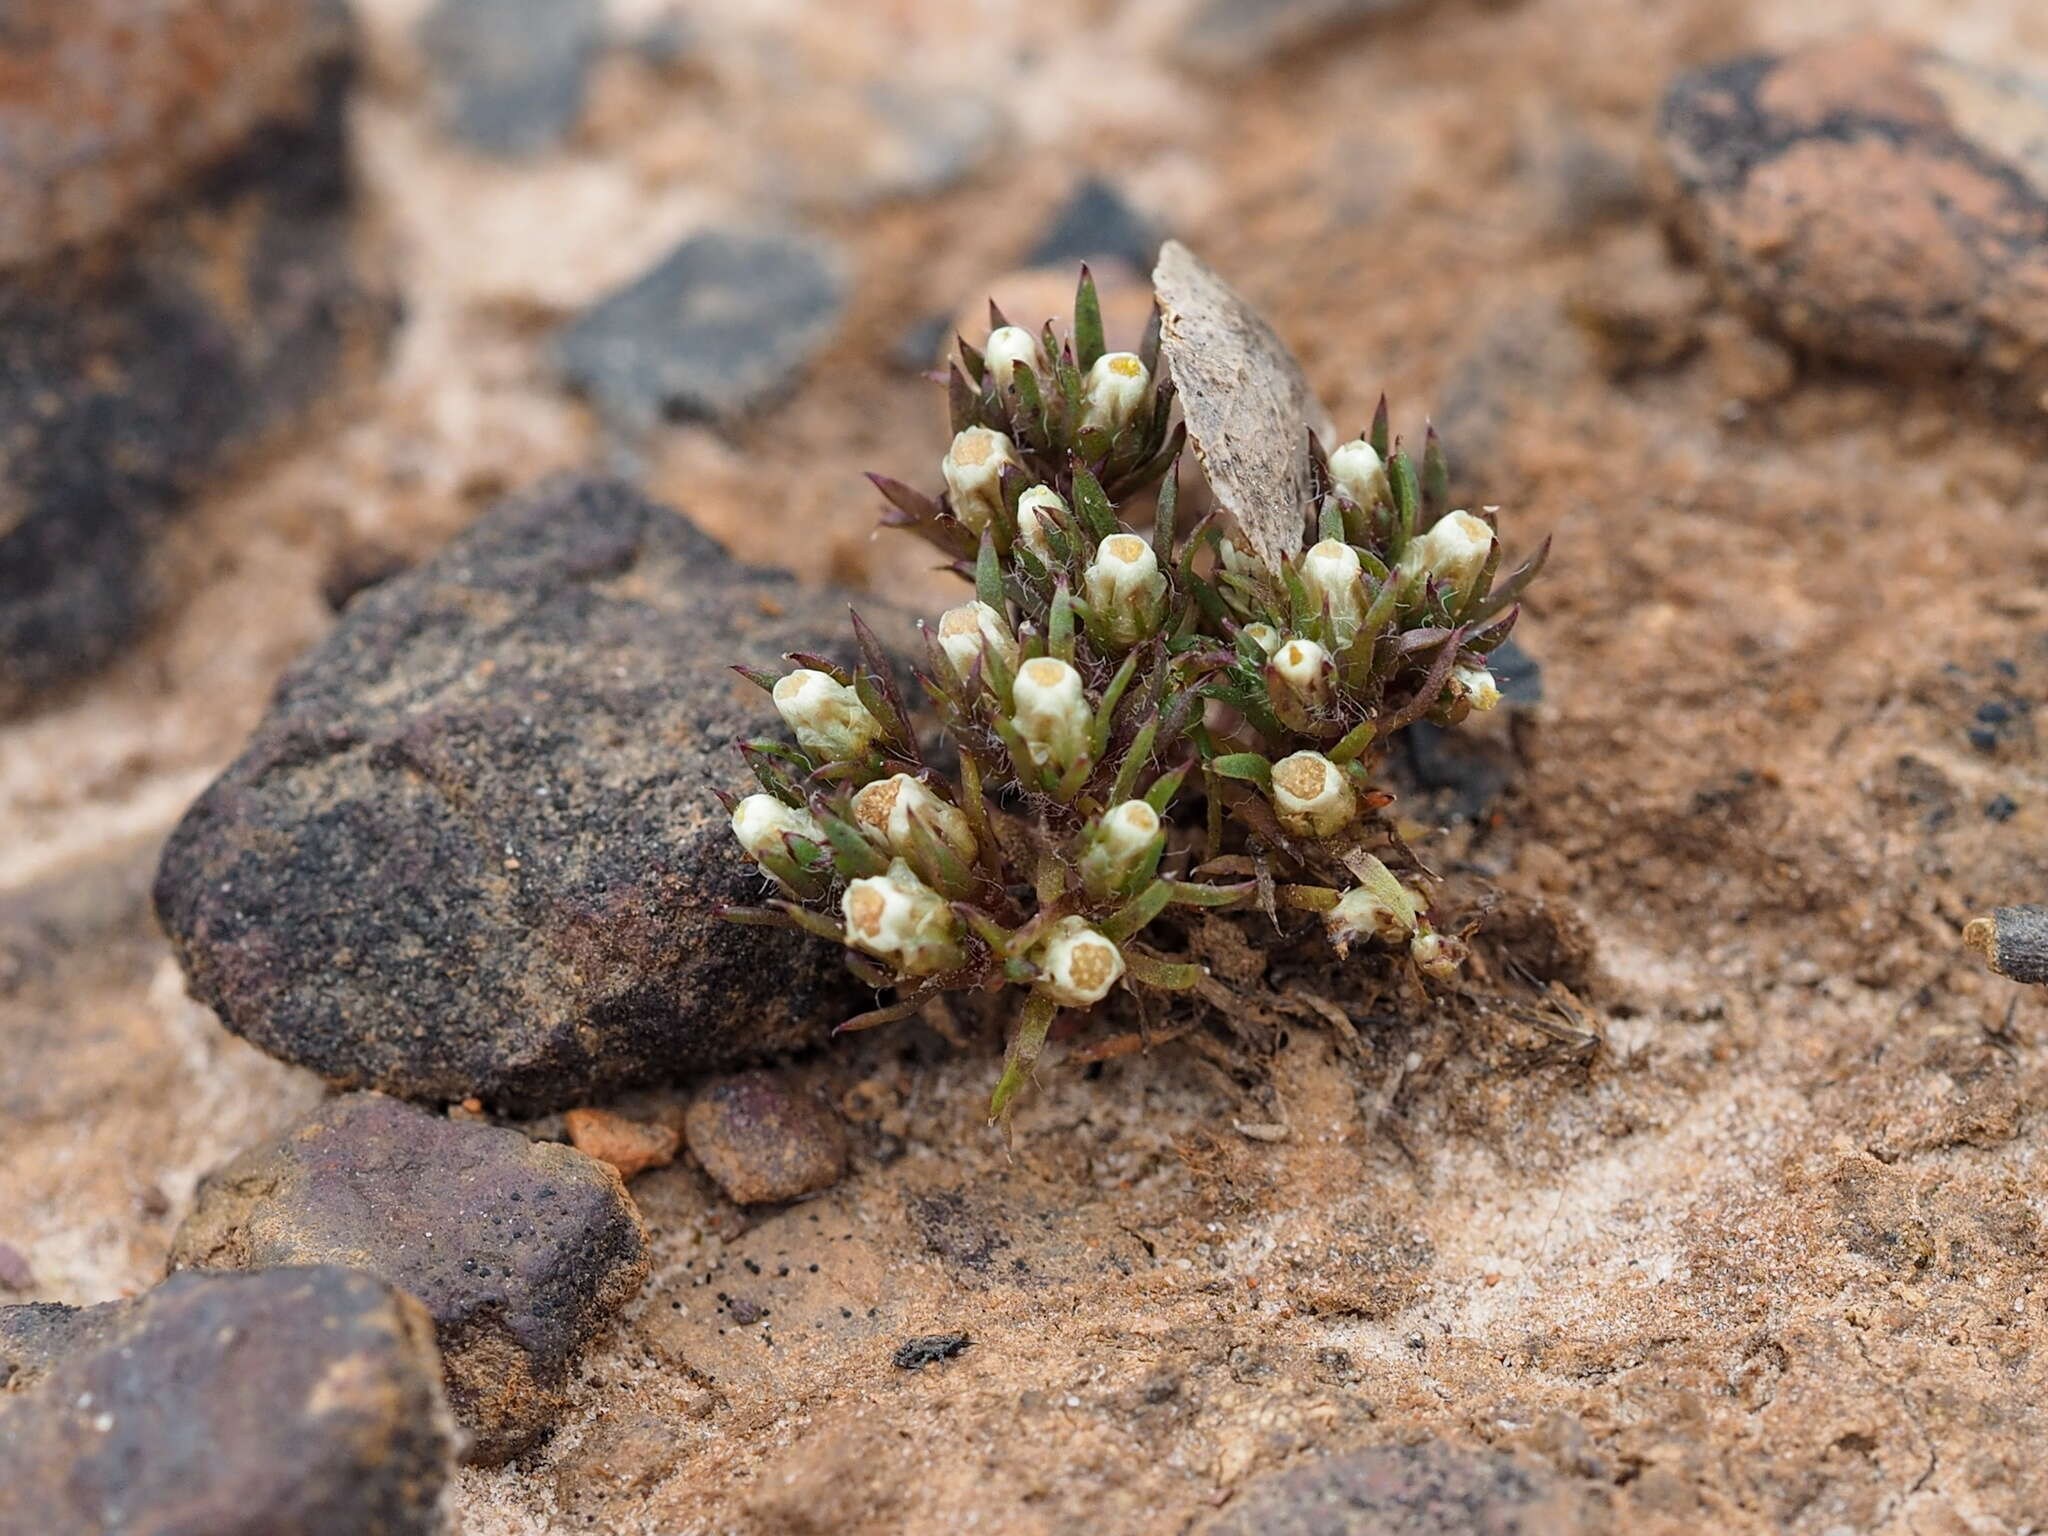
[{"left": 9, "top": 2, "right": 2048, "bottom": 1532}]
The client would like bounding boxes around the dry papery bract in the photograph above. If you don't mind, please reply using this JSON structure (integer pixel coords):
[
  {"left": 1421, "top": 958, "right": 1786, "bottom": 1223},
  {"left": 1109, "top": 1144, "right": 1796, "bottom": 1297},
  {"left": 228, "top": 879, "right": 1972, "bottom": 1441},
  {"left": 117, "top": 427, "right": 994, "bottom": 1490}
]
[{"left": 720, "top": 242, "right": 1547, "bottom": 1129}]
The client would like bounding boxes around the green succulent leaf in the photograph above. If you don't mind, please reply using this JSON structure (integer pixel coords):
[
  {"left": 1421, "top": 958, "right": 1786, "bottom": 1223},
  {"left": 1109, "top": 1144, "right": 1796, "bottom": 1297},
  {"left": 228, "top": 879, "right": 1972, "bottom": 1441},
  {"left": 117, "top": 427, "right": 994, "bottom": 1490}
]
[{"left": 1074, "top": 266, "right": 1106, "bottom": 372}]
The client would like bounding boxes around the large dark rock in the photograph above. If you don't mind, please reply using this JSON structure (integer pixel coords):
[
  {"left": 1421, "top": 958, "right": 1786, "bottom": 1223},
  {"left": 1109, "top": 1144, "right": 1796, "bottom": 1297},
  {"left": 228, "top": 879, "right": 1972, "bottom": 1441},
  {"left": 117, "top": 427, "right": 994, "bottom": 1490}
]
[
  {"left": 1659, "top": 36, "right": 2048, "bottom": 405},
  {"left": 0, "top": 0, "right": 350, "bottom": 271},
  {"left": 555, "top": 229, "right": 846, "bottom": 429},
  {"left": 0, "top": 1266, "right": 455, "bottom": 1536},
  {"left": 1199, "top": 1443, "right": 1610, "bottom": 1536},
  {"left": 0, "top": 4, "right": 387, "bottom": 712},
  {"left": 171, "top": 1092, "right": 648, "bottom": 1463},
  {"left": 155, "top": 476, "right": 883, "bottom": 1111}
]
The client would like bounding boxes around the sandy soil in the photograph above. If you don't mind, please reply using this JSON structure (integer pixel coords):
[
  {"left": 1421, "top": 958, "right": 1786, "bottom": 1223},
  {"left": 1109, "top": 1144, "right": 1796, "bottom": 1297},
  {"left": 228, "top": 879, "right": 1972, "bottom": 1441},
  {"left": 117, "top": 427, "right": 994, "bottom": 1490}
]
[{"left": 8, "top": 0, "right": 2048, "bottom": 1531}]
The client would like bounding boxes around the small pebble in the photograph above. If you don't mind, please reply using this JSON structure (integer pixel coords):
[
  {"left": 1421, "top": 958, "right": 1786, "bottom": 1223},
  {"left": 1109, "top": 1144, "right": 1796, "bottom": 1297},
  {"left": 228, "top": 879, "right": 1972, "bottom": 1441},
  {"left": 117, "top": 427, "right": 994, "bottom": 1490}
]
[
  {"left": 0, "top": 1242, "right": 34, "bottom": 1291},
  {"left": 565, "top": 1107, "right": 680, "bottom": 1181},
  {"left": 683, "top": 1071, "right": 847, "bottom": 1206}
]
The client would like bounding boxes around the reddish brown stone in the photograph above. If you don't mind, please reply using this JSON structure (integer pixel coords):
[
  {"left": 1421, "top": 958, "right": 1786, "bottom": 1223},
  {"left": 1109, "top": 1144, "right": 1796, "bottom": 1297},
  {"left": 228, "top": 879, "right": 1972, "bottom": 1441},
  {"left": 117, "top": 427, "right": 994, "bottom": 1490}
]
[
  {"left": 684, "top": 1071, "right": 847, "bottom": 1206},
  {"left": 1659, "top": 36, "right": 2048, "bottom": 406}
]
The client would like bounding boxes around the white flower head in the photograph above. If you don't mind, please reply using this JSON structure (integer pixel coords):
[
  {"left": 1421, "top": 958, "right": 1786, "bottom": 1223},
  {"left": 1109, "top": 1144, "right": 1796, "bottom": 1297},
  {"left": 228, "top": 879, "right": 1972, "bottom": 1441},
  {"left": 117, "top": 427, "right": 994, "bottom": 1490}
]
[
  {"left": 1269, "top": 751, "right": 1357, "bottom": 839},
  {"left": 1032, "top": 915, "right": 1126, "bottom": 1007},
  {"left": 1403, "top": 510, "right": 1494, "bottom": 600},
  {"left": 983, "top": 325, "right": 1046, "bottom": 393},
  {"left": 730, "top": 794, "right": 822, "bottom": 864},
  {"left": 1269, "top": 637, "right": 1331, "bottom": 710},
  {"left": 936, "top": 600, "right": 1018, "bottom": 685},
  {"left": 1015, "top": 485, "right": 1069, "bottom": 563},
  {"left": 1080, "top": 352, "right": 1151, "bottom": 437},
  {"left": 842, "top": 859, "right": 963, "bottom": 977},
  {"left": 773, "top": 669, "right": 882, "bottom": 760},
  {"left": 1451, "top": 664, "right": 1501, "bottom": 713},
  {"left": 1327, "top": 438, "right": 1390, "bottom": 510},
  {"left": 1011, "top": 655, "right": 1090, "bottom": 771},
  {"left": 941, "top": 426, "right": 1021, "bottom": 534},
  {"left": 1300, "top": 539, "right": 1365, "bottom": 643},
  {"left": 1082, "top": 533, "right": 1167, "bottom": 646},
  {"left": 851, "top": 773, "right": 977, "bottom": 864}
]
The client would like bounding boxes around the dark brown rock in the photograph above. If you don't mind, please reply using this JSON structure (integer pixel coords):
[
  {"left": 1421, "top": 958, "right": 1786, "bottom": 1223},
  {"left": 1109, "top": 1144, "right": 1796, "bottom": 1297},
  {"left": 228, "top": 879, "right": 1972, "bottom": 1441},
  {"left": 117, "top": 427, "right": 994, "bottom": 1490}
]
[
  {"left": 154, "top": 476, "right": 890, "bottom": 1111},
  {"left": 1199, "top": 1443, "right": 1610, "bottom": 1536},
  {"left": 0, "top": 7, "right": 387, "bottom": 711},
  {"left": 1659, "top": 36, "right": 2048, "bottom": 405},
  {"left": 0, "top": 1266, "right": 454, "bottom": 1536},
  {"left": 169, "top": 1092, "right": 648, "bottom": 1463},
  {"left": 684, "top": 1070, "right": 847, "bottom": 1205}
]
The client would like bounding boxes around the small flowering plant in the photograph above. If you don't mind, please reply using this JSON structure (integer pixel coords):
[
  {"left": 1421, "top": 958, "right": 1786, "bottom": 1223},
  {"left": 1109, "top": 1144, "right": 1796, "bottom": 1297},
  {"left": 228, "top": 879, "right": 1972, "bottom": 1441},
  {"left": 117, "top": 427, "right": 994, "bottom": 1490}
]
[{"left": 720, "top": 263, "right": 1546, "bottom": 1127}]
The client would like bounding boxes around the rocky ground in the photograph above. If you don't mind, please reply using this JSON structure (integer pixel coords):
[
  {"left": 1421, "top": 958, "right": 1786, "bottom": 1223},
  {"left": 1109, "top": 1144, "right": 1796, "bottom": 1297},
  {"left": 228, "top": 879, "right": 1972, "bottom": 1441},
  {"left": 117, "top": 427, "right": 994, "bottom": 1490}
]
[{"left": 7, "top": 0, "right": 2048, "bottom": 1532}]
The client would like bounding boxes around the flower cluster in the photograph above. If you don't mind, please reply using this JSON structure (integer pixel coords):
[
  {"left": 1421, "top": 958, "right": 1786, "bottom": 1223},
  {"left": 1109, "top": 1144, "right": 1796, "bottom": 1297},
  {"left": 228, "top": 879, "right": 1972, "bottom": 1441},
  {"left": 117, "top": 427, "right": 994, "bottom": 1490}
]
[{"left": 720, "top": 268, "right": 1545, "bottom": 1125}]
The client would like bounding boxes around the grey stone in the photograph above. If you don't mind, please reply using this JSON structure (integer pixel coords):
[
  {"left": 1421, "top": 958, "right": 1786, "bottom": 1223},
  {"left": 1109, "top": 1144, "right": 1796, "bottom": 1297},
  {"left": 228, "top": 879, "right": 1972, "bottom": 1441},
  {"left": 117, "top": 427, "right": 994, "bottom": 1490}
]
[
  {"left": 0, "top": 1266, "right": 455, "bottom": 1536},
  {"left": 556, "top": 229, "right": 845, "bottom": 429},
  {"left": 1178, "top": 0, "right": 1427, "bottom": 70},
  {"left": 1198, "top": 1442, "right": 1609, "bottom": 1535},
  {"left": 171, "top": 1092, "right": 648, "bottom": 1463},
  {"left": 153, "top": 475, "right": 886, "bottom": 1111},
  {"left": 418, "top": 0, "right": 604, "bottom": 158},
  {"left": 1025, "top": 178, "right": 1162, "bottom": 275}
]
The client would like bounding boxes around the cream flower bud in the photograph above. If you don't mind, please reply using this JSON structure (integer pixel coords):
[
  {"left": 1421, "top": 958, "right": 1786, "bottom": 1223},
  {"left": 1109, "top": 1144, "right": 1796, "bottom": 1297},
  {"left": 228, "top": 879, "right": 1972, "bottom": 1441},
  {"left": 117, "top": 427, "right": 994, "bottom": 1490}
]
[
  {"left": 842, "top": 859, "right": 963, "bottom": 977},
  {"left": 1452, "top": 664, "right": 1501, "bottom": 713},
  {"left": 1080, "top": 352, "right": 1151, "bottom": 436},
  {"left": 941, "top": 426, "right": 1020, "bottom": 533},
  {"left": 1032, "top": 916, "right": 1126, "bottom": 1007},
  {"left": 773, "top": 669, "right": 882, "bottom": 760},
  {"left": 1011, "top": 655, "right": 1090, "bottom": 771},
  {"left": 1081, "top": 798, "right": 1162, "bottom": 894},
  {"left": 1082, "top": 533, "right": 1167, "bottom": 646},
  {"left": 936, "top": 600, "right": 1018, "bottom": 684},
  {"left": 1269, "top": 751, "right": 1357, "bottom": 838},
  {"left": 1328, "top": 438, "right": 1390, "bottom": 510},
  {"left": 851, "top": 773, "right": 977, "bottom": 864},
  {"left": 1301, "top": 539, "right": 1365, "bottom": 642},
  {"left": 730, "top": 794, "right": 822, "bottom": 863},
  {"left": 1219, "top": 537, "right": 1257, "bottom": 577},
  {"left": 1098, "top": 799, "right": 1161, "bottom": 863},
  {"left": 1403, "top": 510, "right": 1494, "bottom": 599},
  {"left": 1014, "top": 485, "right": 1068, "bottom": 563},
  {"left": 983, "top": 325, "right": 1045, "bottom": 392},
  {"left": 1240, "top": 622, "right": 1281, "bottom": 656},
  {"left": 1269, "top": 637, "right": 1331, "bottom": 709}
]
